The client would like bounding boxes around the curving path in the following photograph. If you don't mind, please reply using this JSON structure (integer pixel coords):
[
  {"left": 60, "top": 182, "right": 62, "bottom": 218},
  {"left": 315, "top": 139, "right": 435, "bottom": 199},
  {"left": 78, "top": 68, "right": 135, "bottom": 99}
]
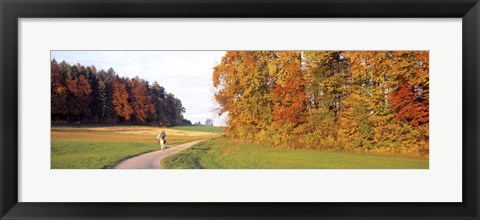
[{"left": 114, "top": 139, "right": 207, "bottom": 169}]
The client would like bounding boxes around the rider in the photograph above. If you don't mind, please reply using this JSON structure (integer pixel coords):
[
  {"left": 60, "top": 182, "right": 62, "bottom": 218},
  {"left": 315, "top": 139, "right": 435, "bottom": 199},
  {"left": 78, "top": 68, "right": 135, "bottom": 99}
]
[{"left": 160, "top": 130, "right": 167, "bottom": 145}]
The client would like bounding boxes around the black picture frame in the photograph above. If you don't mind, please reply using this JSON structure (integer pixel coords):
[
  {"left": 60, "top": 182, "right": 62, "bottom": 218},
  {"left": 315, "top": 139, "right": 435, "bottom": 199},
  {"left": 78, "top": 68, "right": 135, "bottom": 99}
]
[{"left": 1, "top": 0, "right": 479, "bottom": 219}]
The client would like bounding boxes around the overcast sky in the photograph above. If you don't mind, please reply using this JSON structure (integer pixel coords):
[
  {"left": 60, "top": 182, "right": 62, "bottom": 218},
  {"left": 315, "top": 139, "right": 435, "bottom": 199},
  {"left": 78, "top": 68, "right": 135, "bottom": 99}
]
[{"left": 51, "top": 51, "right": 227, "bottom": 126}]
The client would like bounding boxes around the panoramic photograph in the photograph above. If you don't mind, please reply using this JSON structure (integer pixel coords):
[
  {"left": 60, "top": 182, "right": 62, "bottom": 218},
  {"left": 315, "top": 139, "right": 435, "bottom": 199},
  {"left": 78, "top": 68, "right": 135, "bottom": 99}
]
[{"left": 51, "top": 50, "right": 429, "bottom": 169}]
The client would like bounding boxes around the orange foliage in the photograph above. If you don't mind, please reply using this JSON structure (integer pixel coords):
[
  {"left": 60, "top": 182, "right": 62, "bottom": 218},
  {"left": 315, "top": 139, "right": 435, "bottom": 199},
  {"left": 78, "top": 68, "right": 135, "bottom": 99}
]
[
  {"left": 66, "top": 74, "right": 92, "bottom": 118},
  {"left": 271, "top": 52, "right": 307, "bottom": 125},
  {"left": 389, "top": 83, "right": 429, "bottom": 126},
  {"left": 111, "top": 77, "right": 133, "bottom": 121},
  {"left": 130, "top": 78, "right": 156, "bottom": 123}
]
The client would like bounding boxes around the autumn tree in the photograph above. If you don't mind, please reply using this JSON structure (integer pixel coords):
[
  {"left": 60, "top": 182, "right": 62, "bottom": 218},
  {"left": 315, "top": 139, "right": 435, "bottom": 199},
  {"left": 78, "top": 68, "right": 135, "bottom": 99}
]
[
  {"left": 212, "top": 51, "right": 245, "bottom": 137},
  {"left": 65, "top": 73, "right": 93, "bottom": 122},
  {"left": 268, "top": 51, "right": 309, "bottom": 147},
  {"left": 51, "top": 60, "right": 68, "bottom": 120},
  {"left": 130, "top": 77, "right": 156, "bottom": 123},
  {"left": 300, "top": 51, "right": 349, "bottom": 149},
  {"left": 213, "top": 51, "right": 275, "bottom": 140},
  {"left": 389, "top": 51, "right": 429, "bottom": 126},
  {"left": 111, "top": 76, "right": 133, "bottom": 122},
  {"left": 388, "top": 51, "right": 429, "bottom": 155}
]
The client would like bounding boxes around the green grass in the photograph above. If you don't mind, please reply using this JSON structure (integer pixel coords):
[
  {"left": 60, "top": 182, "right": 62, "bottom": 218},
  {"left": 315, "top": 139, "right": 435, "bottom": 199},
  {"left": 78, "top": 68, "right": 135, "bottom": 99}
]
[
  {"left": 170, "top": 126, "right": 224, "bottom": 133},
  {"left": 51, "top": 140, "right": 163, "bottom": 169},
  {"left": 162, "top": 137, "right": 429, "bottom": 169}
]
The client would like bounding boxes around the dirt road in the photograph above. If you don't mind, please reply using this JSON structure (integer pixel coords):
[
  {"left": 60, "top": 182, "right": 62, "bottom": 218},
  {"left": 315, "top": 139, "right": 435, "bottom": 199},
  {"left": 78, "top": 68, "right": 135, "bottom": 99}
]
[{"left": 114, "top": 139, "right": 206, "bottom": 169}]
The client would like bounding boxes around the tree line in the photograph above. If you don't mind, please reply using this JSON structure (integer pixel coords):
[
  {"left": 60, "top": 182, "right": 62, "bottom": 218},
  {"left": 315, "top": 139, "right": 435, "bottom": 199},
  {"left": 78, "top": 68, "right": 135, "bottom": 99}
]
[
  {"left": 213, "top": 51, "right": 428, "bottom": 157},
  {"left": 51, "top": 59, "right": 191, "bottom": 126}
]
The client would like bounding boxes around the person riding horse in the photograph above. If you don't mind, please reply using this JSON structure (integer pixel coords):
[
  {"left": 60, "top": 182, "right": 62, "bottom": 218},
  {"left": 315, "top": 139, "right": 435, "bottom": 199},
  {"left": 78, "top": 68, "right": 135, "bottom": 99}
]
[{"left": 157, "top": 131, "right": 167, "bottom": 150}]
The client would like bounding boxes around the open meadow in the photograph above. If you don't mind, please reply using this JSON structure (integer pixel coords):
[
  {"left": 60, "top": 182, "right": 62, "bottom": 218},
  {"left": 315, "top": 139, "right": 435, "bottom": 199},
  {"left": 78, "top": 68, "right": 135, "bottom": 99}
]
[
  {"left": 51, "top": 125, "right": 220, "bottom": 169},
  {"left": 162, "top": 137, "right": 429, "bottom": 169}
]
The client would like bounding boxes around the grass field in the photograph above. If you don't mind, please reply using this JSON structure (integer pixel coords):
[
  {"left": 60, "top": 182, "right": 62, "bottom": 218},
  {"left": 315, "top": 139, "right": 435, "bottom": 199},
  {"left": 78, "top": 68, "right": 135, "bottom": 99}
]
[
  {"left": 51, "top": 125, "right": 220, "bottom": 169},
  {"left": 52, "top": 140, "right": 162, "bottom": 169},
  {"left": 52, "top": 125, "right": 428, "bottom": 169},
  {"left": 161, "top": 137, "right": 429, "bottom": 169}
]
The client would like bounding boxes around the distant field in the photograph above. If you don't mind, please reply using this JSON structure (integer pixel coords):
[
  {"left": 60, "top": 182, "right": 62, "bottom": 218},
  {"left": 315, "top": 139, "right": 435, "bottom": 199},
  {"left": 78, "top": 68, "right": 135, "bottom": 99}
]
[
  {"left": 162, "top": 137, "right": 429, "bottom": 169},
  {"left": 51, "top": 125, "right": 220, "bottom": 169},
  {"left": 52, "top": 125, "right": 219, "bottom": 143},
  {"left": 170, "top": 126, "right": 224, "bottom": 133}
]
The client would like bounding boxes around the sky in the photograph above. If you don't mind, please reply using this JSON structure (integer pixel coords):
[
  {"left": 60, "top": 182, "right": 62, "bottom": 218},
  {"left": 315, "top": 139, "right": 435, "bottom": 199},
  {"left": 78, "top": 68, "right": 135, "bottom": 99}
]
[{"left": 51, "top": 51, "right": 227, "bottom": 126}]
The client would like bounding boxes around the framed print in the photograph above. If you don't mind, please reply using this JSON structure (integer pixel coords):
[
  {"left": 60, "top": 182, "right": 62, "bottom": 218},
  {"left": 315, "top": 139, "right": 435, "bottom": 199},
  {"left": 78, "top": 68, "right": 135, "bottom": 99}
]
[{"left": 1, "top": 0, "right": 479, "bottom": 219}]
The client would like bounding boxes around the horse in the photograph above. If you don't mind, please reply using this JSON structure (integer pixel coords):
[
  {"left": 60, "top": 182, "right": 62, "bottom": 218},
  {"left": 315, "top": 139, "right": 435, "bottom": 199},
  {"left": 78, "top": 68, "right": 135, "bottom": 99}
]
[{"left": 156, "top": 134, "right": 166, "bottom": 150}]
